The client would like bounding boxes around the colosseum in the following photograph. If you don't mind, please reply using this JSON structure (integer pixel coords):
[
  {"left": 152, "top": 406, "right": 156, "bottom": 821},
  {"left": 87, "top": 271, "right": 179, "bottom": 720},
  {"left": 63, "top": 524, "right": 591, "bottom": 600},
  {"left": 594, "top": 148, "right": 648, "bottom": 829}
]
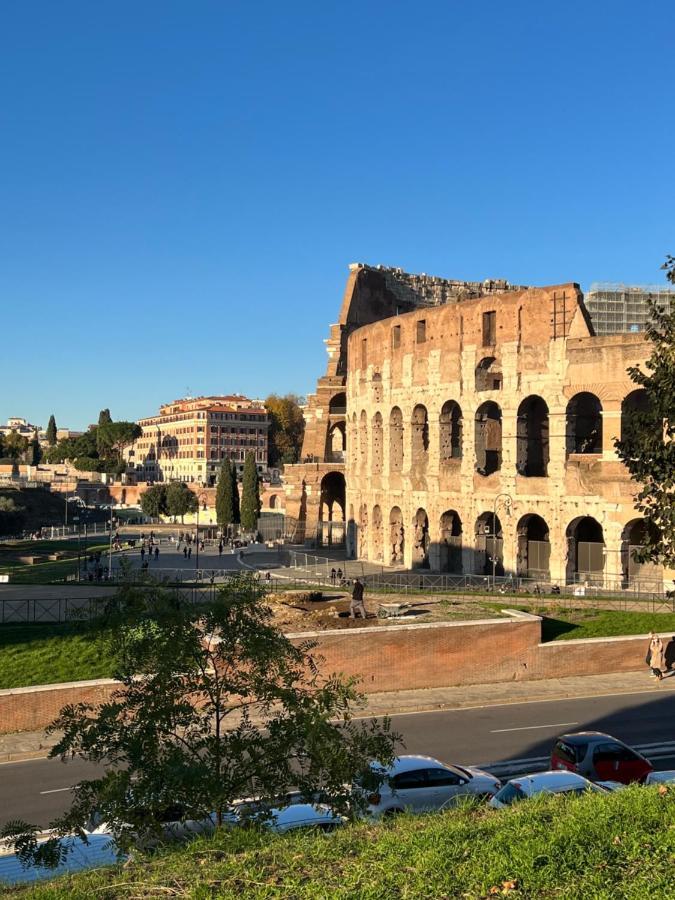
[{"left": 284, "top": 263, "right": 669, "bottom": 591}]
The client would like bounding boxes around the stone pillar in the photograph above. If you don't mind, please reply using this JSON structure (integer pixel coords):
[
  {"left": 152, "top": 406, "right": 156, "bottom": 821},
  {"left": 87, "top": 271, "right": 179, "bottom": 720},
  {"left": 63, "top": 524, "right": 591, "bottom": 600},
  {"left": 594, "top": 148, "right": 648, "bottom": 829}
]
[{"left": 601, "top": 404, "right": 622, "bottom": 462}]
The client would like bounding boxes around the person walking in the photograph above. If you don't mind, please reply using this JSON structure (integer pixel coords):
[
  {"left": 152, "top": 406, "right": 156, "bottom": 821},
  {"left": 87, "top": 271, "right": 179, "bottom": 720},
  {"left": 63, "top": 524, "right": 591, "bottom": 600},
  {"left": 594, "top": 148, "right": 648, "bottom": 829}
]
[
  {"left": 218, "top": 541, "right": 223, "bottom": 556},
  {"left": 154, "top": 546, "right": 159, "bottom": 561},
  {"left": 183, "top": 546, "right": 188, "bottom": 559},
  {"left": 188, "top": 545, "right": 192, "bottom": 559},
  {"left": 647, "top": 633, "right": 666, "bottom": 681},
  {"left": 350, "top": 577, "right": 366, "bottom": 619},
  {"left": 140, "top": 545, "right": 145, "bottom": 562},
  {"left": 330, "top": 567, "right": 336, "bottom": 585}
]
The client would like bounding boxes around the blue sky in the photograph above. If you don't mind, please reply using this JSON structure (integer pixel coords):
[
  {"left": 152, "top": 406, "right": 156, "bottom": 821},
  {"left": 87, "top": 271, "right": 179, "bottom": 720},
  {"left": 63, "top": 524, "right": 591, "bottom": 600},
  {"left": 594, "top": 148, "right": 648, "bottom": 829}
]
[{"left": 1, "top": 1, "right": 673, "bottom": 430}]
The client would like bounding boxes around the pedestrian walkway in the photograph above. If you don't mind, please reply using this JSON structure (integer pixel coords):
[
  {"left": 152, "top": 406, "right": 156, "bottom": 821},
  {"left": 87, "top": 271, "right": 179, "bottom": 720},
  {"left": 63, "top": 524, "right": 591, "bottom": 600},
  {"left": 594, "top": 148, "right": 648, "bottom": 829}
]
[{"left": 3, "top": 671, "right": 674, "bottom": 763}]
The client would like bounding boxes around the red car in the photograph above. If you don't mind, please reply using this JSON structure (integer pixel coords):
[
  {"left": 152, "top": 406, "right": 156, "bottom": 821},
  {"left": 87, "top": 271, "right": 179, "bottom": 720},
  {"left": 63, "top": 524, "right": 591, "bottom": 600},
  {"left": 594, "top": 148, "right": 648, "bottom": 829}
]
[{"left": 551, "top": 731, "right": 653, "bottom": 785}]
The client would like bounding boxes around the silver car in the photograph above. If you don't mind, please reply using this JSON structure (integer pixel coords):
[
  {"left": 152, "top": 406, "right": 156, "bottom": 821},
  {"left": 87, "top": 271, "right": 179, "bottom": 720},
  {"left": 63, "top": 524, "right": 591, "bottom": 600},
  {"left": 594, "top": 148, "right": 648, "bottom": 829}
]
[
  {"left": 490, "top": 770, "right": 608, "bottom": 808},
  {"left": 362, "top": 755, "right": 501, "bottom": 818}
]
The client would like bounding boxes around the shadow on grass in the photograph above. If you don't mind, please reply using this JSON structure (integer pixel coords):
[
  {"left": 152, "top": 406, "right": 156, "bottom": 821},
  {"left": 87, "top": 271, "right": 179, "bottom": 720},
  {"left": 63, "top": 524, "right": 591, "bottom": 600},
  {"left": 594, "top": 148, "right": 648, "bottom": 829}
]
[{"left": 540, "top": 616, "right": 581, "bottom": 642}]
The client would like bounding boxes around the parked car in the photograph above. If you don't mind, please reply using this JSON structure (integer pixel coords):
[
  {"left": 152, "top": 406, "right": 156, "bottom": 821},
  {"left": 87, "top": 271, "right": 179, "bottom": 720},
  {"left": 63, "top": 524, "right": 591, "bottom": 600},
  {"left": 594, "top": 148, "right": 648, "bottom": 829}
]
[
  {"left": 645, "top": 770, "right": 675, "bottom": 786},
  {"left": 490, "top": 771, "right": 608, "bottom": 808},
  {"left": 361, "top": 755, "right": 501, "bottom": 818},
  {"left": 550, "top": 732, "right": 653, "bottom": 785}
]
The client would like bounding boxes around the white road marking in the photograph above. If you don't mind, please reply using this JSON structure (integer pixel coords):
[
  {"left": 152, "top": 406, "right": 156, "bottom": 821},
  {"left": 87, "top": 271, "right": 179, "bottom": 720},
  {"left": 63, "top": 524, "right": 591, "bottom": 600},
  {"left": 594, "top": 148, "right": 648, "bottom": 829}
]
[
  {"left": 490, "top": 721, "right": 578, "bottom": 734},
  {"left": 39, "top": 787, "right": 71, "bottom": 795}
]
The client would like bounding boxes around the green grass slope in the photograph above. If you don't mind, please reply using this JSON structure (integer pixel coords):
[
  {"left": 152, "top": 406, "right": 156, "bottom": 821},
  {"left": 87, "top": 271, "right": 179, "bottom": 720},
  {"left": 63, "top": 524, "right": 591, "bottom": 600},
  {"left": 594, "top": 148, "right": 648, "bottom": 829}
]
[{"left": 6, "top": 787, "right": 675, "bottom": 898}]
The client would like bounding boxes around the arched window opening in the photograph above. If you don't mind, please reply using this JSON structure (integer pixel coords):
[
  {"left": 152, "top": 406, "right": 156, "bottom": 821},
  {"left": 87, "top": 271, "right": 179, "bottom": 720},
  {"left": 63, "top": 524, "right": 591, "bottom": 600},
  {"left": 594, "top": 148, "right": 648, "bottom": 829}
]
[
  {"left": 269, "top": 494, "right": 278, "bottom": 510},
  {"left": 516, "top": 514, "right": 550, "bottom": 579},
  {"left": 371, "top": 504, "right": 383, "bottom": 562},
  {"left": 439, "top": 510, "right": 462, "bottom": 573},
  {"left": 440, "top": 401, "right": 463, "bottom": 462},
  {"left": 516, "top": 396, "right": 549, "bottom": 477},
  {"left": 389, "top": 506, "right": 404, "bottom": 565},
  {"left": 325, "top": 422, "right": 346, "bottom": 463},
  {"left": 566, "top": 516, "right": 604, "bottom": 584},
  {"left": 371, "top": 413, "right": 383, "bottom": 473},
  {"left": 475, "top": 357, "right": 502, "bottom": 392},
  {"left": 475, "top": 512, "right": 503, "bottom": 576},
  {"left": 319, "top": 471, "right": 346, "bottom": 547},
  {"left": 475, "top": 402, "right": 502, "bottom": 476},
  {"left": 329, "top": 392, "right": 346, "bottom": 415},
  {"left": 621, "top": 519, "right": 662, "bottom": 589},
  {"left": 389, "top": 407, "right": 403, "bottom": 473},
  {"left": 620, "top": 389, "right": 650, "bottom": 445},
  {"left": 566, "top": 393, "right": 602, "bottom": 454},
  {"left": 412, "top": 508, "right": 430, "bottom": 568},
  {"left": 411, "top": 405, "right": 429, "bottom": 466}
]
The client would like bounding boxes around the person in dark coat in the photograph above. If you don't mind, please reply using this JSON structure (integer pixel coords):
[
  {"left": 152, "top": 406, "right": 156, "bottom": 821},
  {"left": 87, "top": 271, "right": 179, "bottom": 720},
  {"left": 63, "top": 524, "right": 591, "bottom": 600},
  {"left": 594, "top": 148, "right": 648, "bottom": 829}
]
[{"left": 350, "top": 578, "right": 366, "bottom": 619}]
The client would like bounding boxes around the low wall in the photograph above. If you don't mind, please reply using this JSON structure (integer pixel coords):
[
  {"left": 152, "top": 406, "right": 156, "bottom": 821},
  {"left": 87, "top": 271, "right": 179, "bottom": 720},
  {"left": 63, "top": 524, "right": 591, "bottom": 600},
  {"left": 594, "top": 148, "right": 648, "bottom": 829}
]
[{"left": 0, "top": 615, "right": 664, "bottom": 734}]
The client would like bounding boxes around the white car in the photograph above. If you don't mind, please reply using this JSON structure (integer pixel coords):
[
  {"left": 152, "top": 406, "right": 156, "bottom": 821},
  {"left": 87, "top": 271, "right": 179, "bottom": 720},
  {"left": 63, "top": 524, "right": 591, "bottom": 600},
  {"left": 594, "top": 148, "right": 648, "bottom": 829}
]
[
  {"left": 362, "top": 755, "right": 501, "bottom": 818},
  {"left": 645, "top": 770, "right": 675, "bottom": 786},
  {"left": 490, "top": 771, "right": 608, "bottom": 808}
]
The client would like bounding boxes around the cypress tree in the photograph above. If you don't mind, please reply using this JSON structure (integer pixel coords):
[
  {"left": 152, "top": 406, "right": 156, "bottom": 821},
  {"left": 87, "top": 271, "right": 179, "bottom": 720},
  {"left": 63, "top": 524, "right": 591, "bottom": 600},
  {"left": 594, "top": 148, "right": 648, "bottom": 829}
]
[
  {"left": 215, "top": 459, "right": 234, "bottom": 528},
  {"left": 240, "top": 452, "right": 260, "bottom": 532},
  {"left": 231, "top": 459, "right": 240, "bottom": 525},
  {"left": 46, "top": 415, "right": 58, "bottom": 447}
]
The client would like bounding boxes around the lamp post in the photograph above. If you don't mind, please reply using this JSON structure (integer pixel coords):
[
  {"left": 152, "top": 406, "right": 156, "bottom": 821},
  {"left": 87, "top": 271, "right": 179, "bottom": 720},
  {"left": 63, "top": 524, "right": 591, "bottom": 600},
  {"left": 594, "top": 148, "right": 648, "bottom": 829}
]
[
  {"left": 108, "top": 504, "right": 114, "bottom": 579},
  {"left": 195, "top": 491, "right": 208, "bottom": 573},
  {"left": 491, "top": 493, "right": 513, "bottom": 590}
]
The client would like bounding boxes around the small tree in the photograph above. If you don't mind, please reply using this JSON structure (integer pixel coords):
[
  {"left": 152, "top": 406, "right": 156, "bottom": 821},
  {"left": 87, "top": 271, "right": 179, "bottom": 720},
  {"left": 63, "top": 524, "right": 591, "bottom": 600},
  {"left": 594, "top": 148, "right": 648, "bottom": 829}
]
[
  {"left": 231, "top": 458, "right": 240, "bottom": 524},
  {"left": 165, "top": 481, "right": 199, "bottom": 523},
  {"left": 3, "top": 432, "right": 29, "bottom": 460},
  {"left": 240, "top": 452, "right": 260, "bottom": 532},
  {"left": 46, "top": 415, "right": 58, "bottom": 447},
  {"left": 98, "top": 409, "right": 112, "bottom": 426},
  {"left": 97, "top": 409, "right": 112, "bottom": 454},
  {"left": 28, "top": 431, "right": 42, "bottom": 466},
  {"left": 97, "top": 422, "right": 142, "bottom": 462},
  {"left": 140, "top": 484, "right": 168, "bottom": 519},
  {"left": 0, "top": 577, "right": 398, "bottom": 862},
  {"left": 265, "top": 394, "right": 306, "bottom": 467},
  {"left": 615, "top": 256, "right": 675, "bottom": 574},
  {"left": 215, "top": 459, "right": 234, "bottom": 529}
]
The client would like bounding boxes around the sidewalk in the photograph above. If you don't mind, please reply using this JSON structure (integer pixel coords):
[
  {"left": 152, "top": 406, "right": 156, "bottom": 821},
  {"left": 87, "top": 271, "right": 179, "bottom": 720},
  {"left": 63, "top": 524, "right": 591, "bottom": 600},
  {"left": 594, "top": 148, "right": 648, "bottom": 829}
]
[{"left": 2, "top": 670, "right": 673, "bottom": 764}]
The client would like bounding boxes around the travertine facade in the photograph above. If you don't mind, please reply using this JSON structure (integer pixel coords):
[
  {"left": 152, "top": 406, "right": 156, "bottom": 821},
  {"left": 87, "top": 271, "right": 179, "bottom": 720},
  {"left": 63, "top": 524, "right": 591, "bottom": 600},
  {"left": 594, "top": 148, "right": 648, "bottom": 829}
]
[{"left": 285, "top": 263, "right": 666, "bottom": 589}]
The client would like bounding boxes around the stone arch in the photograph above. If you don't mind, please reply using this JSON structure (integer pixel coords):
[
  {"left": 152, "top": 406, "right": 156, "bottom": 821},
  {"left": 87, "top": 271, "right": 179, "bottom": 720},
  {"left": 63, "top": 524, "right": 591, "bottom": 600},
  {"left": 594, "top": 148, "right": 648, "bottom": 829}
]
[
  {"left": 371, "top": 504, "right": 383, "bottom": 562},
  {"left": 516, "top": 514, "right": 550, "bottom": 579},
  {"left": 329, "top": 392, "right": 346, "bottom": 414},
  {"left": 412, "top": 507, "right": 430, "bottom": 568},
  {"left": 566, "top": 392, "right": 602, "bottom": 454},
  {"left": 566, "top": 516, "right": 604, "bottom": 584},
  {"left": 371, "top": 412, "right": 383, "bottom": 474},
  {"left": 411, "top": 404, "right": 429, "bottom": 467},
  {"left": 359, "top": 410, "right": 368, "bottom": 471},
  {"left": 439, "top": 510, "right": 462, "bottom": 573},
  {"left": 475, "top": 357, "right": 502, "bottom": 392},
  {"left": 475, "top": 401, "right": 502, "bottom": 476},
  {"left": 389, "top": 506, "right": 404, "bottom": 565},
  {"left": 358, "top": 502, "right": 369, "bottom": 558},
  {"left": 621, "top": 519, "right": 662, "bottom": 588},
  {"left": 389, "top": 406, "right": 404, "bottom": 473},
  {"left": 620, "top": 389, "right": 650, "bottom": 445},
  {"left": 475, "top": 512, "right": 503, "bottom": 576},
  {"left": 325, "top": 421, "right": 346, "bottom": 462},
  {"left": 319, "top": 471, "right": 346, "bottom": 547},
  {"left": 516, "top": 396, "right": 549, "bottom": 477},
  {"left": 440, "top": 401, "right": 462, "bottom": 462},
  {"left": 269, "top": 494, "right": 278, "bottom": 510}
]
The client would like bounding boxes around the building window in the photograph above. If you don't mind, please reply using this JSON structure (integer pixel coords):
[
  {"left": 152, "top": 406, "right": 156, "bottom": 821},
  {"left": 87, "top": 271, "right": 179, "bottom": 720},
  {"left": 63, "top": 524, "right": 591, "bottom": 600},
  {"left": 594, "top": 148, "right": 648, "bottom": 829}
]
[
  {"left": 482, "top": 311, "right": 496, "bottom": 347},
  {"left": 416, "top": 320, "right": 426, "bottom": 343},
  {"left": 361, "top": 338, "right": 368, "bottom": 368},
  {"left": 392, "top": 325, "right": 401, "bottom": 349}
]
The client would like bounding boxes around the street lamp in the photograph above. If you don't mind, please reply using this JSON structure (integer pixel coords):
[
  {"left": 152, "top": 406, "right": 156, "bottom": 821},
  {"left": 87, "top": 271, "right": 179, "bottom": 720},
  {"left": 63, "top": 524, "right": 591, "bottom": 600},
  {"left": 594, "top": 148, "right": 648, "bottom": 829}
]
[
  {"left": 491, "top": 493, "right": 513, "bottom": 590},
  {"left": 195, "top": 491, "right": 208, "bottom": 572}
]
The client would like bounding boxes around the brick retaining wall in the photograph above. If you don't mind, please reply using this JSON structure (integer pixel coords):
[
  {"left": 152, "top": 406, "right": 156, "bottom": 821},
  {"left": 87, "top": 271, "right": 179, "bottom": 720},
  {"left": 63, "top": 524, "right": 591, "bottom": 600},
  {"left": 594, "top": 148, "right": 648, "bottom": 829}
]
[{"left": 0, "top": 679, "right": 118, "bottom": 734}]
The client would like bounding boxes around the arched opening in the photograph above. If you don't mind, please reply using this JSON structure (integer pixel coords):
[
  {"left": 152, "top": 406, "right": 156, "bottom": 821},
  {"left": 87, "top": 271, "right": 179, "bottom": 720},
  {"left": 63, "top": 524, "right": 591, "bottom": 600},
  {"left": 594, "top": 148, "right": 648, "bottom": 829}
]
[
  {"left": 371, "top": 413, "right": 383, "bottom": 474},
  {"left": 439, "top": 510, "right": 462, "bottom": 573},
  {"left": 269, "top": 494, "right": 278, "bottom": 510},
  {"left": 411, "top": 405, "right": 429, "bottom": 467},
  {"left": 358, "top": 503, "right": 368, "bottom": 558},
  {"left": 516, "top": 514, "right": 550, "bottom": 579},
  {"left": 349, "top": 413, "right": 358, "bottom": 469},
  {"left": 329, "top": 392, "right": 346, "bottom": 415},
  {"left": 566, "top": 393, "right": 602, "bottom": 454},
  {"left": 372, "top": 504, "right": 383, "bottom": 562},
  {"left": 516, "top": 396, "right": 549, "bottom": 477},
  {"left": 325, "top": 421, "right": 346, "bottom": 463},
  {"left": 621, "top": 519, "right": 662, "bottom": 588},
  {"left": 372, "top": 372, "right": 383, "bottom": 403},
  {"left": 389, "top": 407, "right": 403, "bottom": 473},
  {"left": 566, "top": 516, "right": 604, "bottom": 584},
  {"left": 440, "top": 401, "right": 462, "bottom": 462},
  {"left": 621, "top": 389, "right": 650, "bottom": 445},
  {"left": 389, "top": 506, "right": 404, "bottom": 565},
  {"left": 475, "top": 357, "right": 503, "bottom": 392},
  {"left": 346, "top": 503, "right": 356, "bottom": 559},
  {"left": 359, "top": 411, "right": 368, "bottom": 471},
  {"left": 475, "top": 512, "right": 503, "bottom": 576},
  {"left": 319, "top": 471, "right": 346, "bottom": 546},
  {"left": 412, "top": 508, "right": 430, "bottom": 568},
  {"left": 475, "top": 401, "right": 502, "bottom": 476}
]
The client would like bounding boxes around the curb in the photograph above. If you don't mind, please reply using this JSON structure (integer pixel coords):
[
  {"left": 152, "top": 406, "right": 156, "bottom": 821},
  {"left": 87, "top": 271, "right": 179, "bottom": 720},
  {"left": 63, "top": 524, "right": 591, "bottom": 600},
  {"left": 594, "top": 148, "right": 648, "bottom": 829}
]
[{"left": 0, "top": 747, "right": 57, "bottom": 764}]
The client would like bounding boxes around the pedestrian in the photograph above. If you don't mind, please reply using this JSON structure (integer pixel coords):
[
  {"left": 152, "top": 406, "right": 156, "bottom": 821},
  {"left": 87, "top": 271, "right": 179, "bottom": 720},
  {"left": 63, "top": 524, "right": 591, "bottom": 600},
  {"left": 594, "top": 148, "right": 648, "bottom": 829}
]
[
  {"left": 154, "top": 546, "right": 159, "bottom": 560},
  {"left": 350, "top": 577, "right": 366, "bottom": 619},
  {"left": 188, "top": 546, "right": 192, "bottom": 559},
  {"left": 218, "top": 541, "right": 223, "bottom": 556},
  {"left": 336, "top": 567, "right": 343, "bottom": 583},
  {"left": 140, "top": 546, "right": 145, "bottom": 561},
  {"left": 647, "top": 633, "right": 666, "bottom": 681},
  {"left": 150, "top": 530, "right": 155, "bottom": 542},
  {"left": 183, "top": 546, "right": 188, "bottom": 559},
  {"left": 200, "top": 540, "right": 204, "bottom": 552},
  {"left": 330, "top": 567, "right": 336, "bottom": 585}
]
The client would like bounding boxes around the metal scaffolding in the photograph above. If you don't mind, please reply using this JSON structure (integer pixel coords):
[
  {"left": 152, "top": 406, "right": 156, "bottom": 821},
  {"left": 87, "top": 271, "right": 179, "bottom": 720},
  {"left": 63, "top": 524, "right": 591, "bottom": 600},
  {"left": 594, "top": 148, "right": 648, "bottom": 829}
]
[{"left": 584, "top": 282, "right": 675, "bottom": 335}]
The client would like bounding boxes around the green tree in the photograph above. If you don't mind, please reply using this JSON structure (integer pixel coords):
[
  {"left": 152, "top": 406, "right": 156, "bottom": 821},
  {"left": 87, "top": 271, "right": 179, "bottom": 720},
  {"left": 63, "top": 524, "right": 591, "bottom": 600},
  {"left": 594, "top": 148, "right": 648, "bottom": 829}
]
[
  {"left": 97, "top": 409, "right": 112, "bottom": 454},
  {"left": 231, "top": 459, "right": 240, "bottom": 524},
  {"left": 97, "top": 421, "right": 141, "bottom": 462},
  {"left": 98, "top": 409, "right": 112, "bottom": 426},
  {"left": 0, "top": 577, "right": 397, "bottom": 862},
  {"left": 46, "top": 415, "right": 58, "bottom": 447},
  {"left": 615, "top": 256, "right": 675, "bottom": 574},
  {"left": 0, "top": 496, "right": 25, "bottom": 535},
  {"left": 265, "top": 394, "right": 305, "bottom": 467},
  {"left": 240, "top": 452, "right": 261, "bottom": 531},
  {"left": 215, "top": 459, "right": 235, "bottom": 528},
  {"left": 140, "top": 484, "right": 168, "bottom": 519},
  {"left": 165, "top": 481, "right": 199, "bottom": 523},
  {"left": 28, "top": 431, "right": 42, "bottom": 466},
  {"left": 3, "top": 432, "right": 29, "bottom": 460}
]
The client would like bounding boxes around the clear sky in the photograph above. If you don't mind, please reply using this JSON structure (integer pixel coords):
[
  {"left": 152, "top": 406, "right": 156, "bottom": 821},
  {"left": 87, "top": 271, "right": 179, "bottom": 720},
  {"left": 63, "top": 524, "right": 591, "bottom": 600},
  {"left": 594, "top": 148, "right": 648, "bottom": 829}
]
[{"left": 1, "top": 1, "right": 673, "bottom": 430}]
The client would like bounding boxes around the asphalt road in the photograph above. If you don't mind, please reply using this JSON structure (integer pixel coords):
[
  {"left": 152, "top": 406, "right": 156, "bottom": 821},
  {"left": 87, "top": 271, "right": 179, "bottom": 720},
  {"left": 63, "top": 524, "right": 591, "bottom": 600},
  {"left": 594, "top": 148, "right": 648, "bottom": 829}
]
[{"left": 2, "top": 688, "right": 675, "bottom": 829}]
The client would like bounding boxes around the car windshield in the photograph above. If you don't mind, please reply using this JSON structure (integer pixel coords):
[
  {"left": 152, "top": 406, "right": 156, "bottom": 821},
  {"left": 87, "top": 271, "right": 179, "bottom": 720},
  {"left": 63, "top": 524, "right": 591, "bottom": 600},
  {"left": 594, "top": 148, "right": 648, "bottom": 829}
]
[
  {"left": 554, "top": 740, "right": 582, "bottom": 764},
  {"left": 494, "top": 782, "right": 526, "bottom": 805}
]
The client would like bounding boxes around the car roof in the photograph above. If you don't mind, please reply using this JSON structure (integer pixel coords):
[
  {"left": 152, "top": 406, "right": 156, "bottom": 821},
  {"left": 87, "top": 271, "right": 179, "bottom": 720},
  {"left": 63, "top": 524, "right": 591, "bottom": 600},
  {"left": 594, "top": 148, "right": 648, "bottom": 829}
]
[
  {"left": 379, "top": 755, "right": 448, "bottom": 774},
  {"left": 508, "top": 771, "right": 591, "bottom": 794},
  {"left": 556, "top": 731, "right": 618, "bottom": 745}
]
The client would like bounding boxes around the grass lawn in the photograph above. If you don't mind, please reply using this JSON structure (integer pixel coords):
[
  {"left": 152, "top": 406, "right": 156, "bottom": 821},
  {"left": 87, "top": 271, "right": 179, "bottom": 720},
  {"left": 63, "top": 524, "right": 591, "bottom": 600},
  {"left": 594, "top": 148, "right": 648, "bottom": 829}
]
[
  {"left": 536, "top": 608, "right": 675, "bottom": 642},
  {"left": 0, "top": 542, "right": 112, "bottom": 584},
  {"left": 0, "top": 623, "right": 116, "bottom": 689},
  {"left": 5, "top": 787, "right": 675, "bottom": 898}
]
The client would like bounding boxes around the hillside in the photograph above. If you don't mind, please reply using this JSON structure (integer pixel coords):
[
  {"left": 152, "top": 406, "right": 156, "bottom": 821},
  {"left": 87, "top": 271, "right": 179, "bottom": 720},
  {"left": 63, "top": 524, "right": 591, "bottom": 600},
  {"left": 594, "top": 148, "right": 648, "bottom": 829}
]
[{"left": 5, "top": 786, "right": 675, "bottom": 898}]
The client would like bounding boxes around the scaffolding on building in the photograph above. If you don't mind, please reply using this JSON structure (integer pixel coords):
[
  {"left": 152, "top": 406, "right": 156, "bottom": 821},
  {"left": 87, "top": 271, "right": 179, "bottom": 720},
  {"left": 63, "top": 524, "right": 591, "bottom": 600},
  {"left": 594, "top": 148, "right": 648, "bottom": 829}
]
[{"left": 584, "top": 283, "right": 675, "bottom": 335}]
